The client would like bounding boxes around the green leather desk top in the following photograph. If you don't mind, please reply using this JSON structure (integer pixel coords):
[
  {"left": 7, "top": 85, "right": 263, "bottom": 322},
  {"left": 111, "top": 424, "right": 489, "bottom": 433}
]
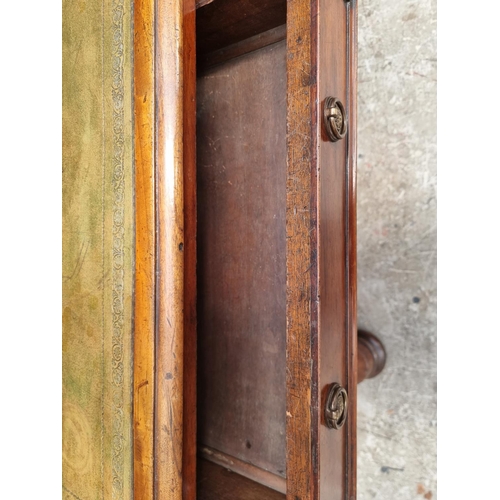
[{"left": 63, "top": 0, "right": 134, "bottom": 497}]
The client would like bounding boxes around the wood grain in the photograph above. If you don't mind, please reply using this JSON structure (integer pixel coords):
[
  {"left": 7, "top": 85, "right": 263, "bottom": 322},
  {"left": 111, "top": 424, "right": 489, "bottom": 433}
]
[
  {"left": 316, "top": 0, "right": 348, "bottom": 497},
  {"left": 286, "top": 0, "right": 356, "bottom": 498},
  {"left": 198, "top": 460, "right": 286, "bottom": 500},
  {"left": 133, "top": 0, "right": 155, "bottom": 496},
  {"left": 155, "top": 0, "right": 185, "bottom": 497},
  {"left": 199, "top": 24, "right": 286, "bottom": 71},
  {"left": 357, "top": 330, "right": 386, "bottom": 384},
  {"left": 183, "top": 0, "right": 197, "bottom": 498},
  {"left": 195, "top": 0, "right": 214, "bottom": 8},
  {"left": 199, "top": 446, "right": 286, "bottom": 494},
  {"left": 196, "top": 41, "right": 287, "bottom": 480},
  {"left": 346, "top": 4, "right": 358, "bottom": 498},
  {"left": 285, "top": 0, "right": 316, "bottom": 498},
  {"left": 134, "top": 1, "right": 196, "bottom": 498},
  {"left": 130, "top": 1, "right": 358, "bottom": 497},
  {"left": 196, "top": 0, "right": 286, "bottom": 58}
]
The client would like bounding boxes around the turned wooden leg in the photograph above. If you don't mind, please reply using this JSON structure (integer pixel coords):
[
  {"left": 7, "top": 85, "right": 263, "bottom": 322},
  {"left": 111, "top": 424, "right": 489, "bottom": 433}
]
[{"left": 357, "top": 330, "right": 387, "bottom": 383}]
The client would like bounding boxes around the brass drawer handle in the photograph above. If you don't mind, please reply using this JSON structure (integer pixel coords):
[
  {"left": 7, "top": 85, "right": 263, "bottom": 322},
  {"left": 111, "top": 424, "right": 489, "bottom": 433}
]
[
  {"left": 325, "top": 383, "right": 348, "bottom": 429},
  {"left": 323, "top": 97, "right": 347, "bottom": 142}
]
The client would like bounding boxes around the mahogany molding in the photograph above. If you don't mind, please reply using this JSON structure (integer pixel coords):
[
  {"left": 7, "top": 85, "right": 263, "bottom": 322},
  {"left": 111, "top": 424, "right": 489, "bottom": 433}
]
[
  {"left": 133, "top": 0, "right": 196, "bottom": 498},
  {"left": 183, "top": 0, "right": 198, "bottom": 498},
  {"left": 286, "top": 0, "right": 358, "bottom": 498},
  {"left": 347, "top": 2, "right": 359, "bottom": 496},
  {"left": 133, "top": 0, "right": 155, "bottom": 496}
]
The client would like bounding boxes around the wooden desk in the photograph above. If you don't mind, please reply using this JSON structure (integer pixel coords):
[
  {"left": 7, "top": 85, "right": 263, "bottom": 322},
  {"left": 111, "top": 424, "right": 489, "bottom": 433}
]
[{"left": 63, "top": 0, "right": 378, "bottom": 498}]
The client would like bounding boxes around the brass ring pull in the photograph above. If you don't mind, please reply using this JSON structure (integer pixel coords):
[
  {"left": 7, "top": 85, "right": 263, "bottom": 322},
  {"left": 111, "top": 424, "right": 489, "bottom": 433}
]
[
  {"left": 323, "top": 97, "right": 347, "bottom": 142},
  {"left": 325, "top": 383, "right": 348, "bottom": 430}
]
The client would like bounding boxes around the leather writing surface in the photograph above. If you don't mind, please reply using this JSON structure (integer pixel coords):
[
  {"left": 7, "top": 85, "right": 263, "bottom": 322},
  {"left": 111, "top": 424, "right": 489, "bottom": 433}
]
[{"left": 62, "top": 0, "right": 134, "bottom": 497}]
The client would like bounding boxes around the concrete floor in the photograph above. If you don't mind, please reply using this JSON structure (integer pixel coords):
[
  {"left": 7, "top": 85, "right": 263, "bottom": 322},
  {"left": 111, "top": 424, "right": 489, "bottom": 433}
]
[{"left": 356, "top": 0, "right": 437, "bottom": 498}]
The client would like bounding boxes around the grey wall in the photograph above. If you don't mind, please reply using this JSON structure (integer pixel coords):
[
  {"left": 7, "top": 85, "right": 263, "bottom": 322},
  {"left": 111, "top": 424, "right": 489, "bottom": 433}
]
[{"left": 356, "top": 0, "right": 437, "bottom": 498}]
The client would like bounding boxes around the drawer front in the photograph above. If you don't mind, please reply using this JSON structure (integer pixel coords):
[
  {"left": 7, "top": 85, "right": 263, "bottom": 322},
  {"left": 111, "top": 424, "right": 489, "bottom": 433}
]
[{"left": 286, "top": 0, "right": 358, "bottom": 498}]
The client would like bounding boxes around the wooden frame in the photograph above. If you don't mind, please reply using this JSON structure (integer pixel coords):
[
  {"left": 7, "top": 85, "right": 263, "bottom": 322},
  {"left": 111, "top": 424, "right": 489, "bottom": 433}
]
[
  {"left": 133, "top": 0, "right": 155, "bottom": 494},
  {"left": 133, "top": 0, "right": 196, "bottom": 498},
  {"left": 132, "top": 0, "right": 357, "bottom": 498},
  {"left": 286, "top": 0, "right": 358, "bottom": 498},
  {"left": 62, "top": 0, "right": 370, "bottom": 496}
]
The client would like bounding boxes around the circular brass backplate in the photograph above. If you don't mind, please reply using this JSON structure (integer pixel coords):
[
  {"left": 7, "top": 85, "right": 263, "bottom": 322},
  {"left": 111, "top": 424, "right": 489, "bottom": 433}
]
[
  {"left": 323, "top": 97, "right": 347, "bottom": 142},
  {"left": 325, "top": 383, "right": 348, "bottom": 430}
]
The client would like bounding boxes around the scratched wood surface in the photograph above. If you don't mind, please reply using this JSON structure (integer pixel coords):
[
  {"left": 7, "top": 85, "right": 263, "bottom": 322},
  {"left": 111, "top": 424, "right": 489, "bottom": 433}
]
[
  {"left": 196, "top": 0, "right": 286, "bottom": 58},
  {"left": 199, "top": 24, "right": 286, "bottom": 72},
  {"left": 286, "top": 0, "right": 357, "bottom": 498},
  {"left": 285, "top": 0, "right": 316, "bottom": 497},
  {"left": 194, "top": 0, "right": 358, "bottom": 497},
  {"left": 316, "top": 0, "right": 349, "bottom": 497},
  {"left": 196, "top": 40, "right": 287, "bottom": 481},
  {"left": 62, "top": 0, "right": 134, "bottom": 498},
  {"left": 198, "top": 460, "right": 286, "bottom": 500},
  {"left": 183, "top": 0, "right": 198, "bottom": 498},
  {"left": 133, "top": 0, "right": 196, "bottom": 498},
  {"left": 154, "top": 0, "right": 186, "bottom": 498},
  {"left": 133, "top": 0, "right": 155, "bottom": 496}
]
